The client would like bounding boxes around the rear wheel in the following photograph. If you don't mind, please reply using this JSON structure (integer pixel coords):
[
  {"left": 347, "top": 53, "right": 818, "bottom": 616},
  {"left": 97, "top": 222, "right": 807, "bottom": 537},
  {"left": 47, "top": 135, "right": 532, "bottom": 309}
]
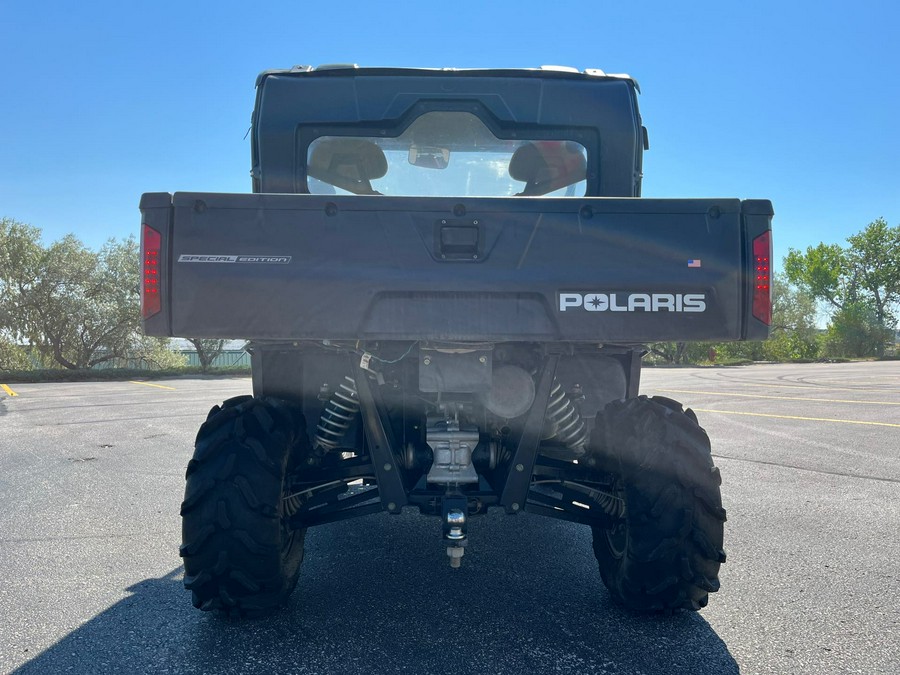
[
  {"left": 588, "top": 395, "right": 727, "bottom": 612},
  {"left": 180, "top": 395, "right": 309, "bottom": 616}
]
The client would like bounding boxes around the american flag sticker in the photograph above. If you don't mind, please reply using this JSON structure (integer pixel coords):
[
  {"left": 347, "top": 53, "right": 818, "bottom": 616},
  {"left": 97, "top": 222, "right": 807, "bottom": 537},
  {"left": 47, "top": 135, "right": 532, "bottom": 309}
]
[{"left": 688, "top": 259, "right": 702, "bottom": 268}]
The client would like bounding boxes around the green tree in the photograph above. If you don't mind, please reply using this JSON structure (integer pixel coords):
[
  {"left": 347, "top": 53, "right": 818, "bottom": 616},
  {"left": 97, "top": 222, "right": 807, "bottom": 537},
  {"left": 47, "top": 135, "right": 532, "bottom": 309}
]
[
  {"left": 0, "top": 337, "right": 33, "bottom": 371},
  {"left": 0, "top": 217, "right": 44, "bottom": 330},
  {"left": 770, "top": 273, "right": 818, "bottom": 335},
  {"left": 647, "top": 341, "right": 714, "bottom": 365},
  {"left": 786, "top": 218, "right": 900, "bottom": 320},
  {"left": 709, "top": 340, "right": 767, "bottom": 362},
  {"left": 785, "top": 218, "right": 899, "bottom": 357},
  {"left": 0, "top": 218, "right": 144, "bottom": 369},
  {"left": 762, "top": 273, "right": 820, "bottom": 361},
  {"left": 783, "top": 242, "right": 850, "bottom": 311},
  {"left": 647, "top": 341, "right": 688, "bottom": 364},
  {"left": 132, "top": 336, "right": 188, "bottom": 370},
  {"left": 845, "top": 217, "right": 900, "bottom": 326},
  {"left": 823, "top": 301, "right": 893, "bottom": 358},
  {"left": 187, "top": 338, "right": 226, "bottom": 372}
]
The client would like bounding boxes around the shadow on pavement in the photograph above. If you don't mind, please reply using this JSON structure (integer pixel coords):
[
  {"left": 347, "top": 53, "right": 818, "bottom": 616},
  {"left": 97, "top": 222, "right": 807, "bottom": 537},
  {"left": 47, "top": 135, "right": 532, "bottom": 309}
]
[{"left": 13, "top": 511, "right": 738, "bottom": 675}]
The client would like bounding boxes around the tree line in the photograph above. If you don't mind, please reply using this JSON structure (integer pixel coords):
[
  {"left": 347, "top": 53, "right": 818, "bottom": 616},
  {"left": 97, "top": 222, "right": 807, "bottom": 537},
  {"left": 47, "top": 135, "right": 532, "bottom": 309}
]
[
  {"left": 1, "top": 216, "right": 897, "bottom": 372},
  {"left": 0, "top": 217, "right": 226, "bottom": 372}
]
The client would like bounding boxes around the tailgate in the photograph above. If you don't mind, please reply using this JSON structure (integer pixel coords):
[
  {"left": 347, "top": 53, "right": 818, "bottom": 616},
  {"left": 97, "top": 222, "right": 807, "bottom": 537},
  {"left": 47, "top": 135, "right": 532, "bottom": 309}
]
[{"left": 140, "top": 192, "right": 772, "bottom": 342}]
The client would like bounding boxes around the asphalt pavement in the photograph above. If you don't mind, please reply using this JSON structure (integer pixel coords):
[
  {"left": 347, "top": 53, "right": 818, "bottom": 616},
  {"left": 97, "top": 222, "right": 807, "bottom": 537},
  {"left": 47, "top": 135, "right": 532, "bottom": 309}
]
[{"left": 0, "top": 362, "right": 898, "bottom": 674}]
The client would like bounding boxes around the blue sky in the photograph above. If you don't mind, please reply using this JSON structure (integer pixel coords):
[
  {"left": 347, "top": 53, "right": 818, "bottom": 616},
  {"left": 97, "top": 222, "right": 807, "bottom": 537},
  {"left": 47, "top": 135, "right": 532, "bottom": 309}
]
[{"left": 2, "top": 0, "right": 897, "bottom": 269}]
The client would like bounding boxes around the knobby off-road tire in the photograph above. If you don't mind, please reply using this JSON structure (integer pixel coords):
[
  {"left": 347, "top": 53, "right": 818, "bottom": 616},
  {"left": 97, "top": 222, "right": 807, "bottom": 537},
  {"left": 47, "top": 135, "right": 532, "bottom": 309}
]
[
  {"left": 180, "top": 395, "right": 309, "bottom": 616},
  {"left": 588, "top": 395, "right": 727, "bottom": 612}
]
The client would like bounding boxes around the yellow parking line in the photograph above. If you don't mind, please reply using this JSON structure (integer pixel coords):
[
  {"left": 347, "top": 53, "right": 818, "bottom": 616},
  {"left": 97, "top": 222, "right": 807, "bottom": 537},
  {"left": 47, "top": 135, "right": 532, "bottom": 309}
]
[
  {"left": 128, "top": 381, "right": 177, "bottom": 391},
  {"left": 656, "top": 388, "right": 900, "bottom": 406},
  {"left": 693, "top": 408, "right": 900, "bottom": 428},
  {"left": 1, "top": 384, "right": 18, "bottom": 397}
]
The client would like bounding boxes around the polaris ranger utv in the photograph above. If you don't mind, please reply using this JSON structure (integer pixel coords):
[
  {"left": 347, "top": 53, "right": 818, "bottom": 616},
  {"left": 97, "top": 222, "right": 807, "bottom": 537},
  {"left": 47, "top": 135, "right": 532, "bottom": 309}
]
[{"left": 140, "top": 65, "right": 772, "bottom": 616}]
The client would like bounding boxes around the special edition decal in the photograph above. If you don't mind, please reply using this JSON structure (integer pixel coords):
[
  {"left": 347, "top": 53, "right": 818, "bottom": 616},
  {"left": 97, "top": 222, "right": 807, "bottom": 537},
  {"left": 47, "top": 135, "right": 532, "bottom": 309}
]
[
  {"left": 178, "top": 255, "right": 292, "bottom": 264},
  {"left": 559, "top": 292, "right": 707, "bottom": 313}
]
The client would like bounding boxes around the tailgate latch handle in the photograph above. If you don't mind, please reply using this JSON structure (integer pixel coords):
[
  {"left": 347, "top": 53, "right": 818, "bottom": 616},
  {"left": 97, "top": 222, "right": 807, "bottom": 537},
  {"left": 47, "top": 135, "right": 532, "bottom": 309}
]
[{"left": 436, "top": 220, "right": 482, "bottom": 261}]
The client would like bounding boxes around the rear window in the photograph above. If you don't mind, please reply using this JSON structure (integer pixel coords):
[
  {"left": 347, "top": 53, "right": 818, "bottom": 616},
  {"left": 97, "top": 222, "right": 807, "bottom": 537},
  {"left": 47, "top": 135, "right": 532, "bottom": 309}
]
[{"left": 305, "top": 111, "right": 588, "bottom": 197}]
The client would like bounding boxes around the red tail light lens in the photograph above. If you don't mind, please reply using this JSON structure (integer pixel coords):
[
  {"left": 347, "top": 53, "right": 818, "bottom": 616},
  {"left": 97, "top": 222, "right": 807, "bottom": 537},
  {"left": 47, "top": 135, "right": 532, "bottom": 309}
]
[
  {"left": 142, "top": 224, "right": 161, "bottom": 319},
  {"left": 752, "top": 231, "right": 771, "bottom": 325}
]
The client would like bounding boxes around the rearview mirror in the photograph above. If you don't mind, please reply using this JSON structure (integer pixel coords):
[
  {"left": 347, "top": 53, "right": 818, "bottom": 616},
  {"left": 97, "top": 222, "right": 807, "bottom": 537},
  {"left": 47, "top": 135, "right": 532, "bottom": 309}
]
[{"left": 408, "top": 145, "right": 450, "bottom": 170}]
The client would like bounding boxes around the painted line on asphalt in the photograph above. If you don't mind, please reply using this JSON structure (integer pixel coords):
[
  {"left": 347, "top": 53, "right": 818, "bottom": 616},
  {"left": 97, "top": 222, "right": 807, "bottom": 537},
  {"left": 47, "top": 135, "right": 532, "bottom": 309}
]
[
  {"left": 1, "top": 384, "right": 19, "bottom": 397},
  {"left": 128, "top": 381, "right": 177, "bottom": 391},
  {"left": 702, "top": 381, "right": 898, "bottom": 394},
  {"left": 656, "top": 388, "right": 900, "bottom": 406},
  {"left": 693, "top": 408, "right": 900, "bottom": 428}
]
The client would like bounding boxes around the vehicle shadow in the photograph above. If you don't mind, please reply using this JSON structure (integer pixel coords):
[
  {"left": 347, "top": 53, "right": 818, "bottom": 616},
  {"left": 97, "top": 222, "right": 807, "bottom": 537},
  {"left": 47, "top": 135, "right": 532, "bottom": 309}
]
[{"left": 12, "top": 511, "right": 738, "bottom": 675}]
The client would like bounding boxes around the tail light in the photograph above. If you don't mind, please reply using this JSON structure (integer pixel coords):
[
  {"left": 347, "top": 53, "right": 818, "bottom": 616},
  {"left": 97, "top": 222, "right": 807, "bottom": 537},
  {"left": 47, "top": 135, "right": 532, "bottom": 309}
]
[
  {"left": 141, "top": 224, "right": 161, "bottom": 319},
  {"left": 752, "top": 231, "right": 771, "bottom": 325}
]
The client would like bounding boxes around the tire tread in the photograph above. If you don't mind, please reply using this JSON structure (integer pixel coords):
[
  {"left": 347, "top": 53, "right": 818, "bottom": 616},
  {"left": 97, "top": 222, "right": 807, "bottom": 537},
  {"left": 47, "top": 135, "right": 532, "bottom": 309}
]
[
  {"left": 180, "top": 396, "right": 308, "bottom": 617},
  {"left": 589, "top": 395, "right": 726, "bottom": 612}
]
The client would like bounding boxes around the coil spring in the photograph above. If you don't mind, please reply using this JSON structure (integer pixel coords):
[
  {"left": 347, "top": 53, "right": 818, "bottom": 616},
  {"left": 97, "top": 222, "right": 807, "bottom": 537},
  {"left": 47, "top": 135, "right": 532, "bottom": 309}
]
[
  {"left": 593, "top": 489, "right": 626, "bottom": 519},
  {"left": 558, "top": 481, "right": 625, "bottom": 519},
  {"left": 314, "top": 376, "right": 359, "bottom": 452},
  {"left": 284, "top": 492, "right": 303, "bottom": 517},
  {"left": 545, "top": 380, "right": 588, "bottom": 453}
]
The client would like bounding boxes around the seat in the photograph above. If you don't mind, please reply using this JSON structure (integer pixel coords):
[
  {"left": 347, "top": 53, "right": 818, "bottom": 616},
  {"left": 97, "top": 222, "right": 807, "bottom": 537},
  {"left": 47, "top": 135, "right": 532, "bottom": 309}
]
[
  {"left": 508, "top": 141, "right": 587, "bottom": 196},
  {"left": 307, "top": 138, "right": 388, "bottom": 195}
]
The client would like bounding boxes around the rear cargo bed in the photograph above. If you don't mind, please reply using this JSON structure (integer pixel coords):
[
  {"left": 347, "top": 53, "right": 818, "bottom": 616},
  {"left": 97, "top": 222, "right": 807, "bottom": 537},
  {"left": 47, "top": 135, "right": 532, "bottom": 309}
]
[{"left": 140, "top": 192, "right": 772, "bottom": 342}]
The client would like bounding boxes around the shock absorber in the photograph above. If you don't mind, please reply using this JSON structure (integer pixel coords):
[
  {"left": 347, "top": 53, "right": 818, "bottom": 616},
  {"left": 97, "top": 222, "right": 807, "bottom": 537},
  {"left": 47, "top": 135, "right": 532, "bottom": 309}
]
[
  {"left": 544, "top": 380, "right": 588, "bottom": 455},
  {"left": 314, "top": 376, "right": 360, "bottom": 452}
]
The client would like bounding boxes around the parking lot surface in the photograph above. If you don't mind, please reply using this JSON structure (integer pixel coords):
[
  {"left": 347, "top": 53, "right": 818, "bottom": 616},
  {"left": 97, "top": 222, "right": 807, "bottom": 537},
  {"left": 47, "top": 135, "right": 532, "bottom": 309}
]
[{"left": 1, "top": 362, "right": 898, "bottom": 674}]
